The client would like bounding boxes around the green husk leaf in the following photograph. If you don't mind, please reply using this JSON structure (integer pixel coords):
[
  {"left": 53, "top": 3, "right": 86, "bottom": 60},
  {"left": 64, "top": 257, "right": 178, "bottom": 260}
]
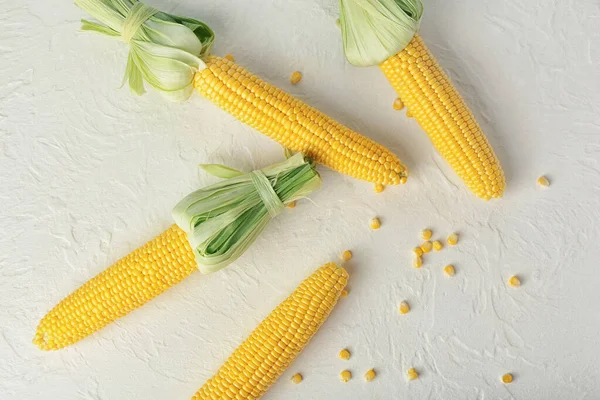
[
  {"left": 200, "top": 164, "right": 245, "bottom": 179},
  {"left": 173, "top": 154, "right": 322, "bottom": 274},
  {"left": 339, "top": 0, "right": 424, "bottom": 67},
  {"left": 74, "top": 0, "right": 214, "bottom": 101}
]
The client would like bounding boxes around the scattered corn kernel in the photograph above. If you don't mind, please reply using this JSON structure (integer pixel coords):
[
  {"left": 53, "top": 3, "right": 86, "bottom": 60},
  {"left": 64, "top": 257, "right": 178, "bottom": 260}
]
[
  {"left": 444, "top": 265, "right": 456, "bottom": 276},
  {"left": 339, "top": 349, "right": 351, "bottom": 360},
  {"left": 290, "top": 71, "right": 303, "bottom": 85},
  {"left": 508, "top": 276, "right": 521, "bottom": 288},
  {"left": 413, "top": 247, "right": 424, "bottom": 257},
  {"left": 224, "top": 54, "right": 235, "bottom": 62},
  {"left": 287, "top": 201, "right": 296, "bottom": 209},
  {"left": 399, "top": 301, "right": 410, "bottom": 314},
  {"left": 374, "top": 183, "right": 385, "bottom": 193},
  {"left": 341, "top": 289, "right": 349, "bottom": 297},
  {"left": 413, "top": 256, "right": 423, "bottom": 269},
  {"left": 420, "top": 241, "right": 433, "bottom": 253},
  {"left": 407, "top": 368, "right": 419, "bottom": 381},
  {"left": 291, "top": 373, "right": 303, "bottom": 384},
  {"left": 432, "top": 240, "right": 443, "bottom": 251},
  {"left": 537, "top": 176, "right": 550, "bottom": 187},
  {"left": 340, "top": 370, "right": 352, "bottom": 382},
  {"left": 421, "top": 229, "right": 432, "bottom": 240},
  {"left": 447, "top": 233, "right": 459, "bottom": 246},
  {"left": 393, "top": 98, "right": 404, "bottom": 110},
  {"left": 364, "top": 369, "right": 376, "bottom": 382},
  {"left": 501, "top": 373, "right": 513, "bottom": 384},
  {"left": 341, "top": 250, "right": 353, "bottom": 262},
  {"left": 370, "top": 217, "right": 381, "bottom": 230}
]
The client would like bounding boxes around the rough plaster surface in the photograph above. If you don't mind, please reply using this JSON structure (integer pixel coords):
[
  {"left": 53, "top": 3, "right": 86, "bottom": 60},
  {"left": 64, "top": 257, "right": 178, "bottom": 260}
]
[{"left": 1, "top": 0, "right": 600, "bottom": 399}]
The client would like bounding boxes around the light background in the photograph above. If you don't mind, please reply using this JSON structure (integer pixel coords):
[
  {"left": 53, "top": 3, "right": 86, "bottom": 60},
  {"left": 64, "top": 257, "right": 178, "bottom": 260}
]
[{"left": 1, "top": 0, "right": 600, "bottom": 399}]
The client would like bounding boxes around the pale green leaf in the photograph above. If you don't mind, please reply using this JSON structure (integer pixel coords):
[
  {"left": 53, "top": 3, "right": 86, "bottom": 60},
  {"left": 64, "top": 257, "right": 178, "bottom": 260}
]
[{"left": 200, "top": 164, "right": 245, "bottom": 179}]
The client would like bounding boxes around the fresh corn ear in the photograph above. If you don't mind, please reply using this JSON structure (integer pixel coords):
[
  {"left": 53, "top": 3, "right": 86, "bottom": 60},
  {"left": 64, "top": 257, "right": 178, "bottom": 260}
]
[
  {"left": 34, "top": 225, "right": 197, "bottom": 351},
  {"left": 340, "top": 0, "right": 505, "bottom": 199},
  {"left": 195, "top": 56, "right": 407, "bottom": 185},
  {"left": 192, "top": 263, "right": 348, "bottom": 399},
  {"left": 75, "top": 0, "right": 408, "bottom": 186}
]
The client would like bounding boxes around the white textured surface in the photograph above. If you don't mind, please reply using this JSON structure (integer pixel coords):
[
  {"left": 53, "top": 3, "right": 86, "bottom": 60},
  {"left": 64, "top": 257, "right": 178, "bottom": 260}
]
[{"left": 1, "top": 0, "right": 600, "bottom": 398}]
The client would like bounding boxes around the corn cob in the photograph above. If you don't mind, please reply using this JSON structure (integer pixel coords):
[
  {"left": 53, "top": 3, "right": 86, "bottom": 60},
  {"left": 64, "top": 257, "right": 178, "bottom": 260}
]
[
  {"left": 192, "top": 262, "right": 348, "bottom": 400},
  {"left": 380, "top": 35, "right": 505, "bottom": 200},
  {"left": 195, "top": 56, "right": 407, "bottom": 185},
  {"left": 34, "top": 225, "right": 197, "bottom": 350}
]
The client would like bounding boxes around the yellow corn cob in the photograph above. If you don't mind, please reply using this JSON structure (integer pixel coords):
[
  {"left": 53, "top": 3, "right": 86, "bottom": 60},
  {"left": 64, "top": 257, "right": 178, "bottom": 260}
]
[
  {"left": 192, "top": 262, "right": 348, "bottom": 400},
  {"left": 34, "top": 225, "right": 197, "bottom": 351},
  {"left": 195, "top": 56, "right": 408, "bottom": 185},
  {"left": 380, "top": 35, "right": 505, "bottom": 200}
]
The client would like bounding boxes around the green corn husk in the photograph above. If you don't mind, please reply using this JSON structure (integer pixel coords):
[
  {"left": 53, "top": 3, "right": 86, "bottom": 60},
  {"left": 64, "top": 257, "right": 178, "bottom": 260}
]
[
  {"left": 75, "top": 0, "right": 214, "bottom": 100},
  {"left": 339, "top": 0, "right": 423, "bottom": 67},
  {"left": 173, "top": 153, "right": 322, "bottom": 274}
]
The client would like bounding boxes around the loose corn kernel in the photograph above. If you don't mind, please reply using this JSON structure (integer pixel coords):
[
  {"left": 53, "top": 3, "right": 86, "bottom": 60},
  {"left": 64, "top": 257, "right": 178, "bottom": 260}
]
[
  {"left": 444, "top": 265, "right": 456, "bottom": 276},
  {"left": 537, "top": 176, "right": 550, "bottom": 187},
  {"left": 340, "top": 370, "right": 352, "bottom": 382},
  {"left": 420, "top": 241, "right": 433, "bottom": 253},
  {"left": 447, "top": 233, "right": 459, "bottom": 246},
  {"left": 413, "top": 256, "right": 423, "bottom": 268},
  {"left": 364, "top": 369, "right": 376, "bottom": 382},
  {"left": 291, "top": 373, "right": 303, "bottom": 384},
  {"left": 432, "top": 240, "right": 443, "bottom": 251},
  {"left": 341, "top": 250, "right": 353, "bottom": 261},
  {"left": 339, "top": 349, "right": 351, "bottom": 360},
  {"left": 341, "top": 289, "right": 349, "bottom": 297},
  {"left": 413, "top": 247, "right": 424, "bottom": 257},
  {"left": 393, "top": 98, "right": 404, "bottom": 110},
  {"left": 374, "top": 183, "right": 385, "bottom": 193},
  {"left": 501, "top": 373, "right": 513, "bottom": 384},
  {"left": 421, "top": 229, "right": 432, "bottom": 240},
  {"left": 370, "top": 217, "right": 381, "bottom": 230},
  {"left": 290, "top": 71, "right": 303, "bottom": 85},
  {"left": 287, "top": 201, "right": 297, "bottom": 209},
  {"left": 224, "top": 54, "right": 235, "bottom": 62},
  {"left": 407, "top": 368, "right": 419, "bottom": 381},
  {"left": 508, "top": 276, "right": 521, "bottom": 288},
  {"left": 399, "top": 301, "right": 410, "bottom": 314},
  {"left": 380, "top": 35, "right": 506, "bottom": 200}
]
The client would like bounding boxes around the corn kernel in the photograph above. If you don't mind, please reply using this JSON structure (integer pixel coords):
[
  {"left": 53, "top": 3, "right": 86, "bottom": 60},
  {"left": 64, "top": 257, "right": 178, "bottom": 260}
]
[
  {"left": 399, "top": 301, "right": 410, "bottom": 314},
  {"left": 393, "top": 98, "right": 404, "bottom": 110},
  {"left": 508, "top": 276, "right": 521, "bottom": 288},
  {"left": 341, "top": 289, "right": 349, "bottom": 297},
  {"left": 406, "top": 110, "right": 413, "bottom": 118},
  {"left": 339, "top": 349, "right": 351, "bottom": 360},
  {"left": 413, "top": 247, "right": 424, "bottom": 257},
  {"left": 432, "top": 240, "right": 443, "bottom": 251},
  {"left": 413, "top": 256, "right": 423, "bottom": 269},
  {"left": 364, "top": 369, "right": 376, "bottom": 382},
  {"left": 341, "top": 250, "right": 353, "bottom": 262},
  {"left": 407, "top": 368, "right": 419, "bottom": 381},
  {"left": 444, "top": 265, "right": 456, "bottom": 276},
  {"left": 421, "top": 229, "right": 432, "bottom": 240},
  {"left": 447, "top": 233, "right": 459, "bottom": 246},
  {"left": 501, "top": 373, "right": 513, "bottom": 384},
  {"left": 420, "top": 241, "right": 433, "bottom": 253},
  {"left": 287, "top": 201, "right": 297, "bottom": 209},
  {"left": 291, "top": 373, "right": 303, "bottom": 384},
  {"left": 537, "top": 176, "right": 550, "bottom": 187},
  {"left": 290, "top": 71, "right": 302, "bottom": 85},
  {"left": 374, "top": 183, "right": 385, "bottom": 193},
  {"left": 340, "top": 370, "right": 352, "bottom": 382},
  {"left": 400, "top": 176, "right": 408, "bottom": 185},
  {"left": 370, "top": 217, "right": 381, "bottom": 230},
  {"left": 224, "top": 54, "right": 235, "bottom": 62}
]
